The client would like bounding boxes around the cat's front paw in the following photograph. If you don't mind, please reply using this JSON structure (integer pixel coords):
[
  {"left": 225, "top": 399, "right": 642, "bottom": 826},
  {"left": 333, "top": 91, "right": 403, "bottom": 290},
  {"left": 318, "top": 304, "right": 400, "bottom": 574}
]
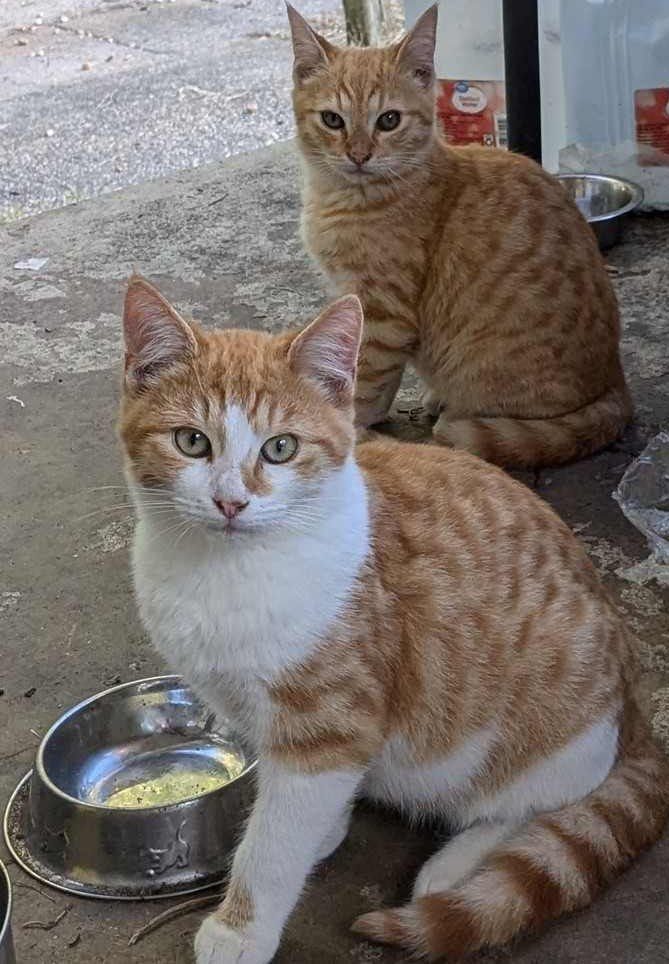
[{"left": 194, "top": 915, "right": 277, "bottom": 964}]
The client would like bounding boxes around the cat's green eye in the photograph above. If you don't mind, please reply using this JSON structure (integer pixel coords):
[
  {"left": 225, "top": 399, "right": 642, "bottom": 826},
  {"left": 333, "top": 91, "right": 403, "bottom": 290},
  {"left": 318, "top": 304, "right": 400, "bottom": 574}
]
[
  {"left": 376, "top": 110, "right": 401, "bottom": 132},
  {"left": 261, "top": 435, "right": 299, "bottom": 465},
  {"left": 321, "top": 110, "right": 345, "bottom": 130},
  {"left": 174, "top": 427, "right": 212, "bottom": 459}
]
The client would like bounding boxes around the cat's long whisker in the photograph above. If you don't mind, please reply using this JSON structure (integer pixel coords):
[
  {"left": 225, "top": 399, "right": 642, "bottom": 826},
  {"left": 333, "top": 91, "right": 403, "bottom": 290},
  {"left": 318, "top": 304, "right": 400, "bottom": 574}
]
[
  {"left": 383, "top": 167, "right": 412, "bottom": 192},
  {"left": 172, "top": 521, "right": 197, "bottom": 551},
  {"left": 143, "top": 517, "right": 196, "bottom": 548},
  {"left": 79, "top": 484, "right": 128, "bottom": 494},
  {"left": 49, "top": 484, "right": 129, "bottom": 510},
  {"left": 74, "top": 502, "right": 177, "bottom": 523}
]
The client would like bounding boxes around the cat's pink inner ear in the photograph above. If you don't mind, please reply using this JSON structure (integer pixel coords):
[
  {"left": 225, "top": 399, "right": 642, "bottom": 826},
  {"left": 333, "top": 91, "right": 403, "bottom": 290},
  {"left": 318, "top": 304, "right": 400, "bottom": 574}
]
[
  {"left": 396, "top": 3, "right": 437, "bottom": 87},
  {"left": 289, "top": 295, "right": 363, "bottom": 403},
  {"left": 286, "top": 3, "right": 333, "bottom": 81},
  {"left": 123, "top": 276, "right": 196, "bottom": 383}
]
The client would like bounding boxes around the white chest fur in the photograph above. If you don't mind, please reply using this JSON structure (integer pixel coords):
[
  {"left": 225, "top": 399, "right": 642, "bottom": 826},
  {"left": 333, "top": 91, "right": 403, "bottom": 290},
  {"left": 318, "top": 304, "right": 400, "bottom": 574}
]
[{"left": 131, "top": 459, "right": 370, "bottom": 746}]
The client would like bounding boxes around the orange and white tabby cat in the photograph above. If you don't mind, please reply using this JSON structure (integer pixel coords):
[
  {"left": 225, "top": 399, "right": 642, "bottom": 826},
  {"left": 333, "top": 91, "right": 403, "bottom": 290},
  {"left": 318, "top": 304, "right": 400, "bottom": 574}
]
[
  {"left": 289, "top": 3, "right": 632, "bottom": 469},
  {"left": 120, "top": 276, "right": 666, "bottom": 964}
]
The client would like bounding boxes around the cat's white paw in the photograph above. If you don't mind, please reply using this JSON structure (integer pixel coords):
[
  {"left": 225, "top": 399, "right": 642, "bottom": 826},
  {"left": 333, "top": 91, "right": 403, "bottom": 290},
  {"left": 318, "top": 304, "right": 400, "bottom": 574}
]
[{"left": 194, "top": 916, "right": 277, "bottom": 964}]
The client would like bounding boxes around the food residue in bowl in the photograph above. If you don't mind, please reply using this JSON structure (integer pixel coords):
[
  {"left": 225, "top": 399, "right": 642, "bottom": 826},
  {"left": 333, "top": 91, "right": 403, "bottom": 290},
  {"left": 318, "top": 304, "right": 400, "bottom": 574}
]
[{"left": 103, "top": 750, "right": 246, "bottom": 809}]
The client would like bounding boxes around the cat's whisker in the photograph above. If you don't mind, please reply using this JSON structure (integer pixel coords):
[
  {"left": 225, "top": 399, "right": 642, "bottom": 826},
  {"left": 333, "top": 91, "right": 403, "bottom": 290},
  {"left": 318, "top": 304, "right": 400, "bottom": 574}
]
[
  {"left": 49, "top": 484, "right": 129, "bottom": 510},
  {"left": 79, "top": 484, "right": 128, "bottom": 494},
  {"left": 143, "top": 517, "right": 197, "bottom": 548},
  {"left": 74, "top": 503, "right": 177, "bottom": 523},
  {"left": 172, "top": 521, "right": 198, "bottom": 551}
]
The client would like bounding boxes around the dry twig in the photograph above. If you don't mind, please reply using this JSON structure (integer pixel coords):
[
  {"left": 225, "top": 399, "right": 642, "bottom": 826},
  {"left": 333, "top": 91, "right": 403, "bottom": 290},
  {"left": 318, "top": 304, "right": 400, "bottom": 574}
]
[
  {"left": 128, "top": 894, "right": 221, "bottom": 946},
  {"left": 23, "top": 905, "right": 71, "bottom": 931},
  {"left": 13, "top": 881, "right": 56, "bottom": 903}
]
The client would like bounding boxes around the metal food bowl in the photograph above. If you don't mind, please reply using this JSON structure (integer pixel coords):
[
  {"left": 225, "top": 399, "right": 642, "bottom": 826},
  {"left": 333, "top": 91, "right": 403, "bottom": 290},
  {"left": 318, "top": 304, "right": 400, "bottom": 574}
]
[
  {"left": 557, "top": 173, "right": 644, "bottom": 250},
  {"left": 0, "top": 860, "right": 15, "bottom": 964},
  {"left": 3, "top": 676, "right": 256, "bottom": 900}
]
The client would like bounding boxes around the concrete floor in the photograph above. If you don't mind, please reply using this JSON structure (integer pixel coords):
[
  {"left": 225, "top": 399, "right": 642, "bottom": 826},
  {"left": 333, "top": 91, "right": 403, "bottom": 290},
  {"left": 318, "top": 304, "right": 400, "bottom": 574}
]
[{"left": 1, "top": 142, "right": 668, "bottom": 963}]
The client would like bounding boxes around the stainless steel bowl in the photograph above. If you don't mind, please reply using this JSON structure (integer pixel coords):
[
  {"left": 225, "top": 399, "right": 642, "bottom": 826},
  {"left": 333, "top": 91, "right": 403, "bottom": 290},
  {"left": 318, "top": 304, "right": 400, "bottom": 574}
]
[
  {"left": 0, "top": 860, "right": 15, "bottom": 964},
  {"left": 557, "top": 173, "right": 644, "bottom": 250},
  {"left": 3, "top": 676, "right": 256, "bottom": 900}
]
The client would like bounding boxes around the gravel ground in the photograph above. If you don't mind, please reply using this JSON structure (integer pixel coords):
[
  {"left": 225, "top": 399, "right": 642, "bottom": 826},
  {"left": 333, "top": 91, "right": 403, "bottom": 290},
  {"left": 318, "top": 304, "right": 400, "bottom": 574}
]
[{"left": 0, "top": 0, "right": 405, "bottom": 223}]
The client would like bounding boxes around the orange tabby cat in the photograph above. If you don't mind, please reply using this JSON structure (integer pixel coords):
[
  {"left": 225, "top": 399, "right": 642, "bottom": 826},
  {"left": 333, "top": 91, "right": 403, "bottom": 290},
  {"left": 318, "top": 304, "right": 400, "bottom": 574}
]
[
  {"left": 288, "top": 3, "right": 632, "bottom": 469},
  {"left": 120, "top": 277, "right": 666, "bottom": 964}
]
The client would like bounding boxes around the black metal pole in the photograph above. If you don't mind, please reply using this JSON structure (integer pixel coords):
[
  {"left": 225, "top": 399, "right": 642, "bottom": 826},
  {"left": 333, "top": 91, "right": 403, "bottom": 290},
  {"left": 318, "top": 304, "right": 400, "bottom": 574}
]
[{"left": 502, "top": 0, "right": 542, "bottom": 163}]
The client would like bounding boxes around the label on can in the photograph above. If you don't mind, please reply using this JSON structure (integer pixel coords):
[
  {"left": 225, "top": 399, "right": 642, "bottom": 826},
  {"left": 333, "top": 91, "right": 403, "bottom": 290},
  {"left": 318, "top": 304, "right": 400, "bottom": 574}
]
[
  {"left": 437, "top": 80, "right": 507, "bottom": 149},
  {"left": 635, "top": 87, "right": 669, "bottom": 166}
]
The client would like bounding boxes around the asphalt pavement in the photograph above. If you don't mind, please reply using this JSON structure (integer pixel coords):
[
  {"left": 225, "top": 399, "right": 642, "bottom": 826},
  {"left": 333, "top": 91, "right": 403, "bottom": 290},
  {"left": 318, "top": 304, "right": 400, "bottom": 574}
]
[{"left": 0, "top": 0, "right": 399, "bottom": 222}]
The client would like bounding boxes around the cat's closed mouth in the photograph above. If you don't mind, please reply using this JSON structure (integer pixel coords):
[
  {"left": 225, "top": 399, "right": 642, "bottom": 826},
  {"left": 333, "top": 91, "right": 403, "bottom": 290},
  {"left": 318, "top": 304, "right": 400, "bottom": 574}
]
[{"left": 204, "top": 519, "right": 243, "bottom": 534}]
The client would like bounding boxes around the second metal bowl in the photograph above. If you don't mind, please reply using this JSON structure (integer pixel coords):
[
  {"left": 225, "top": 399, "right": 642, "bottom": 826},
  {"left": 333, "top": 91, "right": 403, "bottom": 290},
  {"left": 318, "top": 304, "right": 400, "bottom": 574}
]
[
  {"left": 0, "top": 860, "right": 15, "bottom": 964},
  {"left": 557, "top": 172, "right": 644, "bottom": 250},
  {"left": 4, "top": 676, "right": 256, "bottom": 900}
]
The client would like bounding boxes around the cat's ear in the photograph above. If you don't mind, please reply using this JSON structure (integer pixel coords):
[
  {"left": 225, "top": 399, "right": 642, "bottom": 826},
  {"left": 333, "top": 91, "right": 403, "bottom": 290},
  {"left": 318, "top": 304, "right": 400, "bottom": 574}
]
[
  {"left": 288, "top": 295, "right": 363, "bottom": 404},
  {"left": 395, "top": 3, "right": 437, "bottom": 88},
  {"left": 122, "top": 275, "right": 197, "bottom": 389},
  {"left": 286, "top": 3, "right": 334, "bottom": 83}
]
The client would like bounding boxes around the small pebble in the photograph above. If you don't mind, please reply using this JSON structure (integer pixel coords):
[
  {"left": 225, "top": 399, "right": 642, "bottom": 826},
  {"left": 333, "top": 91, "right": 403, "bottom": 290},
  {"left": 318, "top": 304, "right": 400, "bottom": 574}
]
[
  {"left": 81, "top": 61, "right": 92, "bottom": 70},
  {"left": 45, "top": 128, "right": 54, "bottom": 137},
  {"left": 24, "top": 687, "right": 36, "bottom": 698},
  {"left": 60, "top": 14, "right": 69, "bottom": 23}
]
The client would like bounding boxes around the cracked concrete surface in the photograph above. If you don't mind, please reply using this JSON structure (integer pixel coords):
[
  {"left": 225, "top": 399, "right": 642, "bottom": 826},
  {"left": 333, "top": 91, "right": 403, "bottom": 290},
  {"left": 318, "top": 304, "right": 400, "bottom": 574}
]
[{"left": 1, "top": 142, "right": 668, "bottom": 962}]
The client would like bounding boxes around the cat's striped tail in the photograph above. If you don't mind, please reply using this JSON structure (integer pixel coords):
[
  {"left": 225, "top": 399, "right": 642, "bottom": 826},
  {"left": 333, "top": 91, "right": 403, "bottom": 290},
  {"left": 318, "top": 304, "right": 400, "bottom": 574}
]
[
  {"left": 352, "top": 707, "right": 669, "bottom": 961},
  {"left": 432, "top": 384, "right": 633, "bottom": 469}
]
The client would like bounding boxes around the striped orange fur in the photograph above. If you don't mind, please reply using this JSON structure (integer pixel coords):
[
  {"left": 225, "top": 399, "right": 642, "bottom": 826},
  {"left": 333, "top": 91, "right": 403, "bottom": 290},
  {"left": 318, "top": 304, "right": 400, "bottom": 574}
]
[
  {"left": 289, "top": 4, "right": 632, "bottom": 468},
  {"left": 119, "top": 278, "right": 666, "bottom": 964}
]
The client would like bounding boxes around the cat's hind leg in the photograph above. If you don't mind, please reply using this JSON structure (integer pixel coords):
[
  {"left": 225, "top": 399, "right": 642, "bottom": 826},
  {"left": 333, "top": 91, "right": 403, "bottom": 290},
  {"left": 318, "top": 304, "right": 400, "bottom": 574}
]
[{"left": 412, "top": 822, "right": 516, "bottom": 898}]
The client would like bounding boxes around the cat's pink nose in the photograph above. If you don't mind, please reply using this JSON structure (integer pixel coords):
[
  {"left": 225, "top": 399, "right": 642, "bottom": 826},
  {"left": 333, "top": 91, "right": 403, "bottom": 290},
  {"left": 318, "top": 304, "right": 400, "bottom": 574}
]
[
  {"left": 213, "top": 498, "right": 249, "bottom": 520},
  {"left": 347, "top": 150, "right": 372, "bottom": 167}
]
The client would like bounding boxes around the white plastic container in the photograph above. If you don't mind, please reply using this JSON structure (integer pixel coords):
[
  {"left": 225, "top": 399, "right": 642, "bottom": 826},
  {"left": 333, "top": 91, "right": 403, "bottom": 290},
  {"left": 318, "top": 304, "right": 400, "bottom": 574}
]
[
  {"left": 404, "top": 0, "right": 669, "bottom": 207},
  {"left": 551, "top": 0, "right": 669, "bottom": 208}
]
